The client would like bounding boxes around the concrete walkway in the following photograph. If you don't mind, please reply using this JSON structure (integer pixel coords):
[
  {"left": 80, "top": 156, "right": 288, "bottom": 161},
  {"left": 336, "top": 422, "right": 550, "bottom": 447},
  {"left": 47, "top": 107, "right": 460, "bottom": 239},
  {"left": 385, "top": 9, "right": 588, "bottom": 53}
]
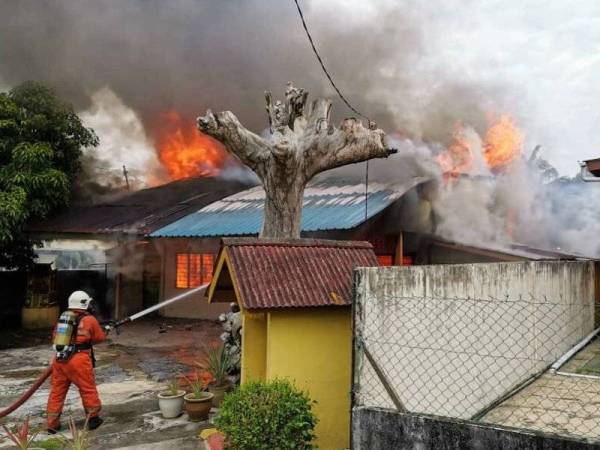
[{"left": 483, "top": 338, "right": 600, "bottom": 442}]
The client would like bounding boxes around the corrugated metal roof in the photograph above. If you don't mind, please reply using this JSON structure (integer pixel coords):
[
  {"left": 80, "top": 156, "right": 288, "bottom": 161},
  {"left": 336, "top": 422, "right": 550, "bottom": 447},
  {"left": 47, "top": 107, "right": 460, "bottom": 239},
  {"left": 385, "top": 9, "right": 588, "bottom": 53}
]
[
  {"left": 151, "top": 177, "right": 430, "bottom": 237},
  {"left": 29, "top": 178, "right": 253, "bottom": 236},
  {"left": 430, "top": 238, "right": 582, "bottom": 261},
  {"left": 214, "top": 238, "right": 378, "bottom": 310}
]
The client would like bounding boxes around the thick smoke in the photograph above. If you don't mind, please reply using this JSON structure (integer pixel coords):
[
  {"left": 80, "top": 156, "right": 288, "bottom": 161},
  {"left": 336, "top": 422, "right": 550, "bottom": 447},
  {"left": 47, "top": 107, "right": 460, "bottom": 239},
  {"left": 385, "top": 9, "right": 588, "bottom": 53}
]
[
  {"left": 78, "top": 88, "right": 165, "bottom": 185},
  {"left": 316, "top": 135, "right": 440, "bottom": 185},
  {"left": 430, "top": 148, "right": 600, "bottom": 258},
  {"left": 2, "top": 0, "right": 597, "bottom": 172},
  {"left": 74, "top": 88, "right": 167, "bottom": 196},
  {"left": 0, "top": 0, "right": 525, "bottom": 173},
  {"left": 0, "top": 1, "right": 393, "bottom": 130},
  {"left": 2, "top": 0, "right": 600, "bottom": 255}
]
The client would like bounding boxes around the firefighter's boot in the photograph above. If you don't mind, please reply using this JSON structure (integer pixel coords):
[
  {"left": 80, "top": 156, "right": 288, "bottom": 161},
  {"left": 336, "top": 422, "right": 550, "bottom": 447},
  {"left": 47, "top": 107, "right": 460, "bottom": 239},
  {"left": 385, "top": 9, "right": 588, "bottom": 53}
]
[{"left": 87, "top": 416, "right": 103, "bottom": 430}]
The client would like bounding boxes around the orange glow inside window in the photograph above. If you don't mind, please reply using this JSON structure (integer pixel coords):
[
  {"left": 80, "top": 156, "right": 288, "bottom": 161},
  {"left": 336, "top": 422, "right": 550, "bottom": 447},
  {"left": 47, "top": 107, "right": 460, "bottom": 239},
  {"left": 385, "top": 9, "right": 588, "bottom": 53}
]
[
  {"left": 377, "top": 255, "right": 394, "bottom": 266},
  {"left": 176, "top": 253, "right": 215, "bottom": 288}
]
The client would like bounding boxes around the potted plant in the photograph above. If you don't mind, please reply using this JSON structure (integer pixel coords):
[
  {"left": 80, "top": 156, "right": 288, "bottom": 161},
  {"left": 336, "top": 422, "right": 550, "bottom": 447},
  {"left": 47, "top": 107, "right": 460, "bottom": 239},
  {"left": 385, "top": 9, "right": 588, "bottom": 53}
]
[
  {"left": 1, "top": 416, "right": 44, "bottom": 450},
  {"left": 157, "top": 377, "right": 186, "bottom": 418},
  {"left": 184, "top": 371, "right": 214, "bottom": 422},
  {"left": 200, "top": 344, "right": 234, "bottom": 407}
]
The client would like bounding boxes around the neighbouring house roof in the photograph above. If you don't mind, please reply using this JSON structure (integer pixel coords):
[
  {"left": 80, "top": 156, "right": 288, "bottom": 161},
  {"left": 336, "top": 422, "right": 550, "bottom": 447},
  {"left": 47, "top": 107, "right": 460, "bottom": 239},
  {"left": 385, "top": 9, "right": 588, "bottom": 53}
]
[
  {"left": 150, "top": 177, "right": 431, "bottom": 238},
  {"left": 430, "top": 238, "right": 582, "bottom": 261},
  {"left": 207, "top": 238, "right": 379, "bottom": 310},
  {"left": 583, "top": 158, "right": 600, "bottom": 176},
  {"left": 29, "top": 177, "right": 253, "bottom": 236}
]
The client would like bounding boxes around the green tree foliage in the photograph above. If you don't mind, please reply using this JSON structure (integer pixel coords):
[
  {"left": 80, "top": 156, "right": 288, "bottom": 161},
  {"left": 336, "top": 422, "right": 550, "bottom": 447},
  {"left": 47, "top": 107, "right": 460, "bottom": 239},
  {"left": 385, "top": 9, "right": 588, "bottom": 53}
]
[
  {"left": 0, "top": 81, "right": 98, "bottom": 268},
  {"left": 215, "top": 379, "right": 317, "bottom": 450}
]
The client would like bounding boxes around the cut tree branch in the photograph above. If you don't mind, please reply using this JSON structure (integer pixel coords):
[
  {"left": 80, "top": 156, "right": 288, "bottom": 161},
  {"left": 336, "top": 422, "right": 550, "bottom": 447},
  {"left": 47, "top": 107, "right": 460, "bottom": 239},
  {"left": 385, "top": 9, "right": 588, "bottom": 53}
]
[{"left": 197, "top": 83, "right": 395, "bottom": 238}]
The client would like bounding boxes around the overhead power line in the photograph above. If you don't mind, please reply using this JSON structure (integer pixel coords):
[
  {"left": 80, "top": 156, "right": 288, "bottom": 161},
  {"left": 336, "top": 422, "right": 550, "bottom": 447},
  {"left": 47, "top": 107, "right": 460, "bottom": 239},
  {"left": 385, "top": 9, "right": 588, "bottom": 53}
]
[
  {"left": 292, "top": 0, "right": 378, "bottom": 221},
  {"left": 292, "top": 0, "right": 371, "bottom": 123}
]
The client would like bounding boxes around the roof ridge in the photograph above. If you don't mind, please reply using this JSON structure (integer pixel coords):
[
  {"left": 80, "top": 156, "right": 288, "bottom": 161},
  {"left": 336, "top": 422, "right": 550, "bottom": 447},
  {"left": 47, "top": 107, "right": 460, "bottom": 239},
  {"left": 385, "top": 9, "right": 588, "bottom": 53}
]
[{"left": 221, "top": 237, "right": 373, "bottom": 249}]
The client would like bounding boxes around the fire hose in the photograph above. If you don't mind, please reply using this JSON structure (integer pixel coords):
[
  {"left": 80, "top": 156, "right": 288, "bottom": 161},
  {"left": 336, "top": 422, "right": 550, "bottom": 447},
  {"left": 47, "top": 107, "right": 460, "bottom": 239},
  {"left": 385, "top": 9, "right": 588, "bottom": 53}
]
[
  {"left": 0, "top": 283, "right": 208, "bottom": 419},
  {"left": 0, "top": 366, "right": 53, "bottom": 419}
]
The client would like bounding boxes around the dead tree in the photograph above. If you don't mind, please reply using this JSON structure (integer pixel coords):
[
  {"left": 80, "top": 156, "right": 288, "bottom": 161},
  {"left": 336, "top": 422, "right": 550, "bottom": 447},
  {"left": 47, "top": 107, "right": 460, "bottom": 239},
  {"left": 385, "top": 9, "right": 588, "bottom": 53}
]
[{"left": 197, "top": 83, "right": 395, "bottom": 238}]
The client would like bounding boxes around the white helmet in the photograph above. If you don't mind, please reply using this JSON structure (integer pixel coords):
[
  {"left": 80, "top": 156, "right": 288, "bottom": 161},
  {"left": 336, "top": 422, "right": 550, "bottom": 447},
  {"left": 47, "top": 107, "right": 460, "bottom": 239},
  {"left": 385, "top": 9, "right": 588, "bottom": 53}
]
[{"left": 68, "top": 291, "right": 93, "bottom": 310}]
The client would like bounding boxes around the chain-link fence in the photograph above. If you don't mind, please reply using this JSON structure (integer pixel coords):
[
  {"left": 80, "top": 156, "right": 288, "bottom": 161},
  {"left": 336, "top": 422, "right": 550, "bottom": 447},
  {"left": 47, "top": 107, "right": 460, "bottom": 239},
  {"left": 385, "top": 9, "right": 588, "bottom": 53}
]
[{"left": 353, "top": 264, "right": 600, "bottom": 442}]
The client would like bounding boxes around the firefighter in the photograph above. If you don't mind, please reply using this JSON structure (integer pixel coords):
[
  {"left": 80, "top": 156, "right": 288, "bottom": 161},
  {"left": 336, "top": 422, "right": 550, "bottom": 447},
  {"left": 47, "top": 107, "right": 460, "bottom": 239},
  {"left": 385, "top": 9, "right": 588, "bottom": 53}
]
[{"left": 46, "top": 290, "right": 109, "bottom": 434}]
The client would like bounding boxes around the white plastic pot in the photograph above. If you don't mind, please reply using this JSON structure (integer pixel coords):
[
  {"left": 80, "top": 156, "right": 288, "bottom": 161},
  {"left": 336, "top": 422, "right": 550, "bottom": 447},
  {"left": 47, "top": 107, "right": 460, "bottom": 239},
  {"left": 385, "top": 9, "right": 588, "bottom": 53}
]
[{"left": 158, "top": 390, "right": 186, "bottom": 418}]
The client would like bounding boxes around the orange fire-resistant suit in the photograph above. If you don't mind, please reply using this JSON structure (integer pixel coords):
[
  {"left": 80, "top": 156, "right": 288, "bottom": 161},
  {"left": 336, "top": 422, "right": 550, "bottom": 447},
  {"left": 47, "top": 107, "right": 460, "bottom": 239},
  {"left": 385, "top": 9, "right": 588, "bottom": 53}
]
[{"left": 47, "top": 310, "right": 106, "bottom": 430}]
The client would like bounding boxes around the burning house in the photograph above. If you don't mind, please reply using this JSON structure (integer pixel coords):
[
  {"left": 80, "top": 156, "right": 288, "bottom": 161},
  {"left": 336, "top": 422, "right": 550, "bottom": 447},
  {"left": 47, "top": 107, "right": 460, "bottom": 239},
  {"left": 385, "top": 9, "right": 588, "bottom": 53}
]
[
  {"left": 22, "top": 177, "right": 251, "bottom": 321},
  {"left": 17, "top": 103, "right": 589, "bottom": 323},
  {"left": 23, "top": 170, "right": 581, "bottom": 323},
  {"left": 424, "top": 112, "right": 599, "bottom": 257},
  {"left": 148, "top": 177, "right": 429, "bottom": 318},
  {"left": 147, "top": 173, "right": 580, "bottom": 319}
]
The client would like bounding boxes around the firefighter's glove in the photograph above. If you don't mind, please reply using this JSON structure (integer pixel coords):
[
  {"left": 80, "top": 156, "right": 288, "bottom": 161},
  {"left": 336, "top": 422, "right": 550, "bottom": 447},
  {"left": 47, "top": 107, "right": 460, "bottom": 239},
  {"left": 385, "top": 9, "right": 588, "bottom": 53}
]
[{"left": 106, "top": 320, "right": 121, "bottom": 335}]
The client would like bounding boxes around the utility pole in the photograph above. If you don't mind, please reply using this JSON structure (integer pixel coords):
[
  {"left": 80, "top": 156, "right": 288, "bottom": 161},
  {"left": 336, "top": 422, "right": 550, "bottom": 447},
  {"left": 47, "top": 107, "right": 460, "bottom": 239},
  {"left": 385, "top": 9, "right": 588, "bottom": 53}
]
[{"left": 122, "top": 165, "right": 130, "bottom": 190}]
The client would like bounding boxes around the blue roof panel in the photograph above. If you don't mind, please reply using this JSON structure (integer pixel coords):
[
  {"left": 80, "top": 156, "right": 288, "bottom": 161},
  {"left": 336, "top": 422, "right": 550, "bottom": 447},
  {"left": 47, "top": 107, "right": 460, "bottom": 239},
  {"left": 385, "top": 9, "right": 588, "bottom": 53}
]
[{"left": 150, "top": 178, "right": 430, "bottom": 238}]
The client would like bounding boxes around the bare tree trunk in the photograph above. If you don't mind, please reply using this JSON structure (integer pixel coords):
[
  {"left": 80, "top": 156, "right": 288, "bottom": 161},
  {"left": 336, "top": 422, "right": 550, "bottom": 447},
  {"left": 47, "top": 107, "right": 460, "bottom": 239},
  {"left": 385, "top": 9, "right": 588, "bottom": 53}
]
[
  {"left": 197, "top": 83, "right": 396, "bottom": 238},
  {"left": 262, "top": 180, "right": 305, "bottom": 238}
]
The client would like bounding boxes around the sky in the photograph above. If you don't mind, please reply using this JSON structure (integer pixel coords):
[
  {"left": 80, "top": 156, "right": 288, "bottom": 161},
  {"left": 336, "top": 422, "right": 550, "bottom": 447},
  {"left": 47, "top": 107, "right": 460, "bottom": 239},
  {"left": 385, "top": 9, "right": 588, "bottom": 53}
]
[{"left": 0, "top": 0, "right": 598, "bottom": 177}]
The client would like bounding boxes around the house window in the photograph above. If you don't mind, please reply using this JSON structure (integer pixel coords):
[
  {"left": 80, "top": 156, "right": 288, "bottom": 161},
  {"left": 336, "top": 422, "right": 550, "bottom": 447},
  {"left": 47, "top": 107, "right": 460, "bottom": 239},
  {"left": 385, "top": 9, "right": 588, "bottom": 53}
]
[
  {"left": 377, "top": 255, "right": 394, "bottom": 266},
  {"left": 176, "top": 253, "right": 215, "bottom": 288}
]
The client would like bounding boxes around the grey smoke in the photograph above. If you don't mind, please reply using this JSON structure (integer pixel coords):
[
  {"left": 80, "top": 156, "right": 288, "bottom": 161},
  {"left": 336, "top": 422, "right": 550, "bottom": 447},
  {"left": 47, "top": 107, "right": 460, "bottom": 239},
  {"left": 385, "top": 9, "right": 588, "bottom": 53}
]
[
  {"left": 431, "top": 158, "right": 600, "bottom": 258},
  {"left": 0, "top": 0, "right": 519, "bottom": 161},
  {"left": 2, "top": 0, "right": 600, "bottom": 255},
  {"left": 2, "top": 0, "right": 597, "bottom": 174}
]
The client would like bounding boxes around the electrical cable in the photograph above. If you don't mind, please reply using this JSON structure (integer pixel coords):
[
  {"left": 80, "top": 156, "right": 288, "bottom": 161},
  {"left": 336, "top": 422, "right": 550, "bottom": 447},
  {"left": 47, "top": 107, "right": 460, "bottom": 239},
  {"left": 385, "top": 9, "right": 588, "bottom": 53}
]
[
  {"left": 292, "top": 0, "right": 371, "bottom": 123},
  {"left": 292, "top": 0, "right": 373, "bottom": 219}
]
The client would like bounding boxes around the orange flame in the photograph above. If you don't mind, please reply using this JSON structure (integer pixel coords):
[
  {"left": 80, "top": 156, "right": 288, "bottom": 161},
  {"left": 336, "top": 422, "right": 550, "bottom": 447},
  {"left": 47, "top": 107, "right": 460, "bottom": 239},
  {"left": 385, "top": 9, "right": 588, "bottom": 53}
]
[
  {"left": 483, "top": 114, "right": 523, "bottom": 171},
  {"left": 435, "top": 124, "right": 473, "bottom": 183},
  {"left": 436, "top": 114, "right": 523, "bottom": 180},
  {"left": 154, "top": 110, "right": 229, "bottom": 180}
]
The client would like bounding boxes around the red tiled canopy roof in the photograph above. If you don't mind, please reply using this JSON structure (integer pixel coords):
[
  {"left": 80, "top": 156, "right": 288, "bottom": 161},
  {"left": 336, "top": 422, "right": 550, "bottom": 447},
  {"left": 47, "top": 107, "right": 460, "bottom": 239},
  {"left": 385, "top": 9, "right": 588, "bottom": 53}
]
[{"left": 210, "top": 238, "right": 378, "bottom": 310}]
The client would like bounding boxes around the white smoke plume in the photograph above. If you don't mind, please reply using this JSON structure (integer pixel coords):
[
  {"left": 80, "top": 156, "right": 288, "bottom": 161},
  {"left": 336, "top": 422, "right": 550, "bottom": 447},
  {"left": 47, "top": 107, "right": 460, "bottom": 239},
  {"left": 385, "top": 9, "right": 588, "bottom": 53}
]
[
  {"left": 430, "top": 147, "right": 600, "bottom": 258},
  {"left": 1, "top": 0, "right": 600, "bottom": 256},
  {"left": 1, "top": 0, "right": 598, "bottom": 178},
  {"left": 78, "top": 87, "right": 167, "bottom": 190}
]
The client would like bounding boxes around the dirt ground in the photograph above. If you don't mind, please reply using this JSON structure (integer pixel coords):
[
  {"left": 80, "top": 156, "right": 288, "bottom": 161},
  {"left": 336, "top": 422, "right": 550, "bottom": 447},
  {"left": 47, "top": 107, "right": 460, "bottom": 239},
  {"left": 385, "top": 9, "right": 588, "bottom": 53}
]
[{"left": 0, "top": 317, "right": 223, "bottom": 449}]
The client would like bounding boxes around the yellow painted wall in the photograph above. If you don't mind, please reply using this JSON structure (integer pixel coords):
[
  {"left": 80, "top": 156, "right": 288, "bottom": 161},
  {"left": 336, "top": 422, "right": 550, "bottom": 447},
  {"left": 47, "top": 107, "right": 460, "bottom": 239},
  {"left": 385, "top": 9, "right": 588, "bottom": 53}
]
[
  {"left": 265, "top": 307, "right": 352, "bottom": 450},
  {"left": 240, "top": 311, "right": 267, "bottom": 383}
]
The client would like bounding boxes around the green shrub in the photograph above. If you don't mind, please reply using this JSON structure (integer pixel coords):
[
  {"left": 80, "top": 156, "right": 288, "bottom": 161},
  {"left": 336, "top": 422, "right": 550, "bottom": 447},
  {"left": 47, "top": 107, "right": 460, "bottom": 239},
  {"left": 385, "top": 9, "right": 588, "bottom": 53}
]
[
  {"left": 34, "top": 438, "right": 62, "bottom": 450},
  {"left": 214, "top": 379, "right": 317, "bottom": 450}
]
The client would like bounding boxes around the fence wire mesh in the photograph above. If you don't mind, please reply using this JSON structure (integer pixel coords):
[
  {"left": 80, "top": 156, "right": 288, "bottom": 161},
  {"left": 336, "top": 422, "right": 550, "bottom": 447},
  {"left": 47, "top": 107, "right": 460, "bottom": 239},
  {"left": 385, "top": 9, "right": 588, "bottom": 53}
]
[{"left": 353, "top": 290, "right": 600, "bottom": 442}]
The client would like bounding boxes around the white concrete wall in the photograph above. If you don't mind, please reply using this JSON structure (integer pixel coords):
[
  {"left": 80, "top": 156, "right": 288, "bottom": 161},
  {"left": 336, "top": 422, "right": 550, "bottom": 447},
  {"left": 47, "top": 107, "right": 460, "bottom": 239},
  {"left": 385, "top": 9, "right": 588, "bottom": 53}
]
[{"left": 355, "top": 261, "right": 596, "bottom": 419}]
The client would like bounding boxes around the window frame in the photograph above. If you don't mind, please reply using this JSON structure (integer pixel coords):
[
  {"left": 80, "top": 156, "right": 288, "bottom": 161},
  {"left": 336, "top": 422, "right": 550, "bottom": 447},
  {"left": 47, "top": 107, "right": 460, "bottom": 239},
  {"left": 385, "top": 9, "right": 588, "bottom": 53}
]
[{"left": 175, "top": 252, "right": 215, "bottom": 289}]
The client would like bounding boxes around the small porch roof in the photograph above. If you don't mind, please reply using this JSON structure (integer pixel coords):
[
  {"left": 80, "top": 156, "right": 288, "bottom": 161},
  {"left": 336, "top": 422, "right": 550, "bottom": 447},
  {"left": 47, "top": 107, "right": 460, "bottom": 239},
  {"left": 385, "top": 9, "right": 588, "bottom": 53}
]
[{"left": 207, "top": 238, "right": 379, "bottom": 311}]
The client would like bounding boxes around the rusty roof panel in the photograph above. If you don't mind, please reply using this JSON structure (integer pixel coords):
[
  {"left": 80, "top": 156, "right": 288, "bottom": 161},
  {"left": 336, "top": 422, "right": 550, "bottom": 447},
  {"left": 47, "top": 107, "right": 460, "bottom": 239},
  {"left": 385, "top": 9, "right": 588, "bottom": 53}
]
[
  {"left": 224, "top": 238, "right": 378, "bottom": 310},
  {"left": 29, "top": 178, "right": 253, "bottom": 236}
]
